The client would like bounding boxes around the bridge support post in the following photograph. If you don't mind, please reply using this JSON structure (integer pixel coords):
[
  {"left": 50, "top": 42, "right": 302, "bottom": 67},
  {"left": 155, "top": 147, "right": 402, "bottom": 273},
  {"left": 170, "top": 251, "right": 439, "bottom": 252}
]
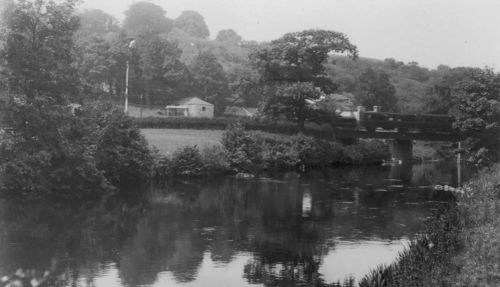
[{"left": 391, "top": 139, "right": 413, "bottom": 162}]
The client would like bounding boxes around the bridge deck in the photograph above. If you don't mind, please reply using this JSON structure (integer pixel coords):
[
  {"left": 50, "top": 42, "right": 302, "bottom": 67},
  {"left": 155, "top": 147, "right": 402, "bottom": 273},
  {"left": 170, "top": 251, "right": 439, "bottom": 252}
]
[{"left": 334, "top": 128, "right": 463, "bottom": 141}]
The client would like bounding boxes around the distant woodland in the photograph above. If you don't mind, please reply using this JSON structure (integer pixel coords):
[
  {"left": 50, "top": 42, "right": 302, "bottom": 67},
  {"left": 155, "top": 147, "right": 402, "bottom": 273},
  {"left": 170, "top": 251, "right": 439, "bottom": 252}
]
[{"left": 0, "top": 1, "right": 489, "bottom": 116}]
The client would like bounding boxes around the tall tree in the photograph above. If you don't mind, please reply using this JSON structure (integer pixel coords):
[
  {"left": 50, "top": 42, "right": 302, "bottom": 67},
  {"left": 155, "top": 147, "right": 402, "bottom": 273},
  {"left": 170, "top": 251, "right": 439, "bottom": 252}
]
[
  {"left": 0, "top": 0, "right": 110, "bottom": 196},
  {"left": 261, "top": 82, "right": 324, "bottom": 131},
  {"left": 76, "top": 9, "right": 119, "bottom": 38},
  {"left": 123, "top": 2, "right": 172, "bottom": 36},
  {"left": 216, "top": 29, "right": 242, "bottom": 45},
  {"left": 354, "top": 68, "right": 398, "bottom": 112},
  {"left": 173, "top": 10, "right": 209, "bottom": 39},
  {"left": 452, "top": 68, "right": 500, "bottom": 165},
  {"left": 251, "top": 29, "right": 357, "bottom": 128},
  {"left": 130, "top": 33, "right": 192, "bottom": 105},
  {"left": 190, "top": 51, "right": 229, "bottom": 115},
  {"left": 4, "top": 0, "right": 80, "bottom": 101}
]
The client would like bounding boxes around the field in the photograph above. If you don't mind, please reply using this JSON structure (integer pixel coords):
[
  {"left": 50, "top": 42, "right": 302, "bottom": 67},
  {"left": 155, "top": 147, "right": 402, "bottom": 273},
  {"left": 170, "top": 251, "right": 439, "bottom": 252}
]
[{"left": 141, "top": 128, "right": 224, "bottom": 155}]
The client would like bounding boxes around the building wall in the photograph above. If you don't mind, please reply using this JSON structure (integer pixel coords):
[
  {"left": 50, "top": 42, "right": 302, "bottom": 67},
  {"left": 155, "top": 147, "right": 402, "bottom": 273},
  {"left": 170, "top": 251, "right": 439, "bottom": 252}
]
[{"left": 187, "top": 104, "right": 214, "bottom": 118}]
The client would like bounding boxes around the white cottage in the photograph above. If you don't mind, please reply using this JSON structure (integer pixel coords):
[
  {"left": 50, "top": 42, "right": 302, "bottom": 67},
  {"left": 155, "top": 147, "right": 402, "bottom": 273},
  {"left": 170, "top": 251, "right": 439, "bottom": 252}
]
[{"left": 165, "top": 97, "right": 214, "bottom": 118}]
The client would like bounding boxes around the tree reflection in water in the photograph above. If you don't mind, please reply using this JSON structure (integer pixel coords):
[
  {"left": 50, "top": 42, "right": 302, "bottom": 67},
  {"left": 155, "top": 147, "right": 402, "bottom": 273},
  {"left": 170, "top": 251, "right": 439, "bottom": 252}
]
[{"left": 0, "top": 163, "right": 471, "bottom": 286}]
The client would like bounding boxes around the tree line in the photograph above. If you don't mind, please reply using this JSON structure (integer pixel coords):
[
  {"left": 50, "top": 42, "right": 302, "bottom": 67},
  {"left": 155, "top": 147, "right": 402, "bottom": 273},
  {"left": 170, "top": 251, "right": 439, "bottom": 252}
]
[{"left": 0, "top": 0, "right": 499, "bottom": 200}]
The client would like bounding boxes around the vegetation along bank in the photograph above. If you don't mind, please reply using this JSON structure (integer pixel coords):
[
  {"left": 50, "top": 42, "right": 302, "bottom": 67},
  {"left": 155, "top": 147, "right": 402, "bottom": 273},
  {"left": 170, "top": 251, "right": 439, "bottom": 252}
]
[{"left": 354, "top": 164, "right": 500, "bottom": 286}]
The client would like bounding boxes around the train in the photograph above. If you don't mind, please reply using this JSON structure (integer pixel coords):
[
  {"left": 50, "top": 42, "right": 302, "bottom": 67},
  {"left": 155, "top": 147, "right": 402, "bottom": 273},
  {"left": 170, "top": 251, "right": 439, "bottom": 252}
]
[{"left": 357, "top": 111, "right": 455, "bottom": 133}]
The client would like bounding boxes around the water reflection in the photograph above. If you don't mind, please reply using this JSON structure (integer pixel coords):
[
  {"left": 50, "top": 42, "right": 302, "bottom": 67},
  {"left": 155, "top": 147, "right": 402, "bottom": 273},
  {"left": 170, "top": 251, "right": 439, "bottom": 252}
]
[{"left": 0, "top": 162, "right": 472, "bottom": 286}]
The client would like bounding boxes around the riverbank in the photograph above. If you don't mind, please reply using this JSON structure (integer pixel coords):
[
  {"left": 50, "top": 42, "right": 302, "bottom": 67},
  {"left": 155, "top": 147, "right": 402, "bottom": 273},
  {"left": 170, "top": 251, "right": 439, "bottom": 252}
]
[
  {"left": 148, "top": 123, "right": 391, "bottom": 178},
  {"left": 359, "top": 164, "right": 500, "bottom": 286}
]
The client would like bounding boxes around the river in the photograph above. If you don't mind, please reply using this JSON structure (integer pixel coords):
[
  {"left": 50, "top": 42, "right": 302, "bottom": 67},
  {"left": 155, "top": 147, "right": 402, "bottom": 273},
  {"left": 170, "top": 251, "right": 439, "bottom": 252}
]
[{"left": 0, "top": 161, "right": 472, "bottom": 286}]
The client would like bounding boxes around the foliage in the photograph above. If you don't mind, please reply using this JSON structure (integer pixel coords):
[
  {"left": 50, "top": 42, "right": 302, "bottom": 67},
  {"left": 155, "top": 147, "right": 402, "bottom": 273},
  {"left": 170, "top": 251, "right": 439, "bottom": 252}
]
[
  {"left": 359, "top": 205, "right": 463, "bottom": 287},
  {"left": 200, "top": 145, "right": 231, "bottom": 177},
  {"left": 189, "top": 51, "right": 230, "bottom": 115},
  {"left": 251, "top": 29, "right": 358, "bottom": 90},
  {"left": 130, "top": 32, "right": 192, "bottom": 105},
  {"left": 91, "top": 105, "right": 154, "bottom": 185},
  {"left": 167, "top": 145, "right": 205, "bottom": 177},
  {"left": 0, "top": 98, "right": 111, "bottom": 198},
  {"left": 452, "top": 68, "right": 500, "bottom": 166},
  {"left": 261, "top": 82, "right": 324, "bottom": 131},
  {"left": 216, "top": 29, "right": 242, "bottom": 45},
  {"left": 359, "top": 165, "right": 500, "bottom": 286},
  {"left": 123, "top": 1, "right": 172, "bottom": 36},
  {"left": 221, "top": 122, "right": 262, "bottom": 172},
  {"left": 3, "top": 0, "right": 80, "bottom": 101},
  {"left": 354, "top": 67, "right": 398, "bottom": 112},
  {"left": 173, "top": 10, "right": 210, "bottom": 39},
  {"left": 251, "top": 29, "right": 357, "bottom": 129}
]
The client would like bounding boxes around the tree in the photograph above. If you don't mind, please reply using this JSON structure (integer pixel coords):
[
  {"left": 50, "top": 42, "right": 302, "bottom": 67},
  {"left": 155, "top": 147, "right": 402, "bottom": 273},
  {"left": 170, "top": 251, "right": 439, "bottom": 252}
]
[
  {"left": 130, "top": 33, "right": 192, "bottom": 105},
  {"left": 452, "top": 68, "right": 500, "bottom": 166},
  {"left": 173, "top": 10, "right": 209, "bottom": 39},
  {"left": 190, "top": 51, "right": 229, "bottom": 115},
  {"left": 0, "top": 0, "right": 111, "bottom": 197},
  {"left": 261, "top": 82, "right": 323, "bottom": 131},
  {"left": 123, "top": 2, "right": 172, "bottom": 36},
  {"left": 354, "top": 68, "right": 398, "bottom": 112},
  {"left": 4, "top": 0, "right": 80, "bottom": 101},
  {"left": 251, "top": 29, "right": 357, "bottom": 93},
  {"left": 251, "top": 29, "right": 357, "bottom": 128},
  {"left": 76, "top": 9, "right": 119, "bottom": 38},
  {"left": 216, "top": 29, "right": 242, "bottom": 45}
]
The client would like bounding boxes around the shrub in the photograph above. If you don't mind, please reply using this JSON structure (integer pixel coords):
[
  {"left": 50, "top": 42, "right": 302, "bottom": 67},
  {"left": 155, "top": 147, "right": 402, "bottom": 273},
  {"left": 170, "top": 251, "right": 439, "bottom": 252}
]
[
  {"left": 168, "top": 146, "right": 205, "bottom": 177},
  {"left": 0, "top": 98, "right": 112, "bottom": 199},
  {"left": 221, "top": 122, "right": 262, "bottom": 172},
  {"left": 355, "top": 139, "right": 391, "bottom": 164},
  {"left": 201, "top": 145, "right": 231, "bottom": 176},
  {"left": 91, "top": 106, "right": 154, "bottom": 185},
  {"left": 261, "top": 140, "right": 300, "bottom": 170}
]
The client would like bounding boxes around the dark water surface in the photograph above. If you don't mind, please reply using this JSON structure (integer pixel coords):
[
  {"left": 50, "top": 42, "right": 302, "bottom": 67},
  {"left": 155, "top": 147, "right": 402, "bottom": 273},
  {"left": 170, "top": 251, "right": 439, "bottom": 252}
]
[{"left": 0, "top": 162, "right": 473, "bottom": 286}]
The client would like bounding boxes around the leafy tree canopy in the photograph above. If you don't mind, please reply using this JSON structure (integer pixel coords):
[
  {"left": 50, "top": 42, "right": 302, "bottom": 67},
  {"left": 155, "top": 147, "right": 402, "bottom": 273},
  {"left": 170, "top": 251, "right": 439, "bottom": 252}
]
[
  {"left": 452, "top": 68, "right": 500, "bottom": 165},
  {"left": 173, "top": 10, "right": 209, "bottom": 39},
  {"left": 251, "top": 29, "right": 358, "bottom": 93},
  {"left": 77, "top": 9, "right": 119, "bottom": 37},
  {"left": 189, "top": 51, "right": 229, "bottom": 115},
  {"left": 216, "top": 29, "right": 242, "bottom": 45},
  {"left": 261, "top": 82, "right": 324, "bottom": 131},
  {"left": 354, "top": 67, "right": 398, "bottom": 112},
  {"left": 124, "top": 2, "right": 172, "bottom": 36},
  {"left": 3, "top": 0, "right": 80, "bottom": 101}
]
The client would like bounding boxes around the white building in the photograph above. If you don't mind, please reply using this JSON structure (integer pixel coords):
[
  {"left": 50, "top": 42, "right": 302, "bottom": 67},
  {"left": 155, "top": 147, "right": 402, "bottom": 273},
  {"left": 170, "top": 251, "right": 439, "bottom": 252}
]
[{"left": 165, "top": 97, "right": 214, "bottom": 118}]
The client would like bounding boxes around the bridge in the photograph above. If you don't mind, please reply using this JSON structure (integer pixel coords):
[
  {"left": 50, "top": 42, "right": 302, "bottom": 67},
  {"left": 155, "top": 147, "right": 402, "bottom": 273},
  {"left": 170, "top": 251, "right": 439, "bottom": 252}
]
[{"left": 330, "top": 106, "right": 463, "bottom": 161}]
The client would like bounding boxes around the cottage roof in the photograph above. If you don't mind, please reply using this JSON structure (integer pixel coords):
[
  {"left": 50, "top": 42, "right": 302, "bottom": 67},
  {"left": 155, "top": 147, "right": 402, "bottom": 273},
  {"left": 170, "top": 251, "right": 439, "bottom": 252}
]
[{"left": 173, "top": 97, "right": 213, "bottom": 106}]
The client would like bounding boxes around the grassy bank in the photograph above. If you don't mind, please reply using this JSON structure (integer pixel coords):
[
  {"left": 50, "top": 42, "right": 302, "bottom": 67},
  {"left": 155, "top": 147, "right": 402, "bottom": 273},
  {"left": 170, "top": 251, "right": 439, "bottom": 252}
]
[
  {"left": 149, "top": 124, "right": 391, "bottom": 178},
  {"left": 359, "top": 164, "right": 500, "bottom": 286},
  {"left": 141, "top": 129, "right": 223, "bottom": 155}
]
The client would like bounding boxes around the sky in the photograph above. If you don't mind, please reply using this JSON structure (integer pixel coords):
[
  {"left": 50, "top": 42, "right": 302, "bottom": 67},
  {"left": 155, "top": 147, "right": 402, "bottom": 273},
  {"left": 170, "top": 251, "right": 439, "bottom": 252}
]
[{"left": 79, "top": 0, "right": 500, "bottom": 70}]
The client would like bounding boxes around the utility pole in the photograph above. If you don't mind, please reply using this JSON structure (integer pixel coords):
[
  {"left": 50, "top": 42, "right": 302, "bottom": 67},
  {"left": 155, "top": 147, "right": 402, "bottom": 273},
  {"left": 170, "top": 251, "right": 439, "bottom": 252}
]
[{"left": 124, "top": 39, "right": 135, "bottom": 114}]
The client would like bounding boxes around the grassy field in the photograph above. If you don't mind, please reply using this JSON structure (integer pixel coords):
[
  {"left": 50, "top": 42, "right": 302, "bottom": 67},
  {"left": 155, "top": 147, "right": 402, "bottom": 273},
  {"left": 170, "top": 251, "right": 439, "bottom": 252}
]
[{"left": 141, "top": 128, "right": 224, "bottom": 155}]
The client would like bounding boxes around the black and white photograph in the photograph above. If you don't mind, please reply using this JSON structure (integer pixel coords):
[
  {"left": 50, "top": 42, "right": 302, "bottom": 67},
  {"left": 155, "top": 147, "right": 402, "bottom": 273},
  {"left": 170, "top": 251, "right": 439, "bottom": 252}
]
[{"left": 0, "top": 0, "right": 499, "bottom": 286}]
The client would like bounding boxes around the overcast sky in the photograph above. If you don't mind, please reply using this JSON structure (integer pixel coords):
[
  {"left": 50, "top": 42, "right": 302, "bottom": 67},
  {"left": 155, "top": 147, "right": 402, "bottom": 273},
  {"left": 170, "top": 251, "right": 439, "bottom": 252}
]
[{"left": 80, "top": 0, "right": 500, "bottom": 70}]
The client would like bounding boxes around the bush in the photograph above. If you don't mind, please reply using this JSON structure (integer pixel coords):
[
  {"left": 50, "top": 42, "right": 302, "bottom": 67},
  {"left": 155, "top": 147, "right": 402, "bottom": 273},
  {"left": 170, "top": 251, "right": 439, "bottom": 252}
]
[
  {"left": 221, "top": 122, "right": 262, "bottom": 172},
  {"left": 93, "top": 107, "right": 153, "bottom": 185},
  {"left": 201, "top": 145, "right": 231, "bottom": 177},
  {"left": 168, "top": 146, "right": 205, "bottom": 177}
]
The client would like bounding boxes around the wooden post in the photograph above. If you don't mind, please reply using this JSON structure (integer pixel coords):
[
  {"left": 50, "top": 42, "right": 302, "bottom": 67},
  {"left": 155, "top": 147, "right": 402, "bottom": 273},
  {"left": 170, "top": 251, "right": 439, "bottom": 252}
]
[{"left": 457, "top": 141, "right": 462, "bottom": 186}]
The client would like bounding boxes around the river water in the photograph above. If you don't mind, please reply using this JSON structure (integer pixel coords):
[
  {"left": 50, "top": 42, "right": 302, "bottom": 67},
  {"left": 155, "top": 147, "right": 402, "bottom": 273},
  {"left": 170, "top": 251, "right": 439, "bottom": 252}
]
[{"left": 0, "top": 162, "right": 472, "bottom": 286}]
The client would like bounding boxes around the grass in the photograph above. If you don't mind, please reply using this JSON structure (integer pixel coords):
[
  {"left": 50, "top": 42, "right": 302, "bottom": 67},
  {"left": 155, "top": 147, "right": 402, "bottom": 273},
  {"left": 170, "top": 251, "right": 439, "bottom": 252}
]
[
  {"left": 359, "top": 164, "right": 500, "bottom": 286},
  {"left": 141, "top": 128, "right": 224, "bottom": 155}
]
